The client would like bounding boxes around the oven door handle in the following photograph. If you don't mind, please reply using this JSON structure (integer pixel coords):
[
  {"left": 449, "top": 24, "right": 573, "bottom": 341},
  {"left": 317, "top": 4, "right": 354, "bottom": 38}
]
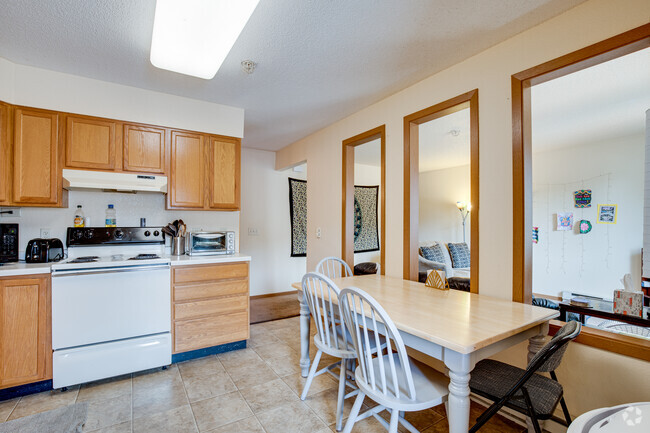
[{"left": 52, "top": 263, "right": 170, "bottom": 277}]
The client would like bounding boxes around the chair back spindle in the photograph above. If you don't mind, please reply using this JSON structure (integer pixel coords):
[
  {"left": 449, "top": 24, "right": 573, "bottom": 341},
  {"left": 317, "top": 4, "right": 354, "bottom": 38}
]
[
  {"left": 339, "top": 287, "right": 416, "bottom": 401},
  {"left": 316, "top": 257, "right": 353, "bottom": 279},
  {"left": 301, "top": 272, "right": 349, "bottom": 353}
]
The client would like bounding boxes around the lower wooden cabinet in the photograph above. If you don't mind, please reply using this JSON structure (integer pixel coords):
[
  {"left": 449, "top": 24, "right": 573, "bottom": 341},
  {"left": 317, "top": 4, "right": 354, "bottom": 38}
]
[
  {"left": 0, "top": 275, "right": 52, "bottom": 389},
  {"left": 172, "top": 262, "right": 249, "bottom": 354}
]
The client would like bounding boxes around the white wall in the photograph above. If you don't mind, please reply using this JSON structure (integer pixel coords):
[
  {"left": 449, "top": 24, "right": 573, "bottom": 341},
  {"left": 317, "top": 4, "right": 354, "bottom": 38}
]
[
  {"left": 0, "top": 57, "right": 244, "bottom": 138},
  {"left": 239, "top": 148, "right": 306, "bottom": 296},
  {"left": 354, "top": 163, "right": 381, "bottom": 265},
  {"left": 0, "top": 191, "right": 239, "bottom": 257},
  {"left": 419, "top": 164, "right": 470, "bottom": 244},
  {"left": 274, "top": 0, "right": 650, "bottom": 417},
  {"left": 533, "top": 136, "right": 644, "bottom": 300},
  {"left": 644, "top": 109, "right": 650, "bottom": 278}
]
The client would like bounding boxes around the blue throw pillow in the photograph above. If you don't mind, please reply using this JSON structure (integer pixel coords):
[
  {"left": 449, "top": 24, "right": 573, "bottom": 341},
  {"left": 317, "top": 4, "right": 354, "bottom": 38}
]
[
  {"left": 420, "top": 244, "right": 446, "bottom": 263},
  {"left": 448, "top": 243, "right": 470, "bottom": 268}
]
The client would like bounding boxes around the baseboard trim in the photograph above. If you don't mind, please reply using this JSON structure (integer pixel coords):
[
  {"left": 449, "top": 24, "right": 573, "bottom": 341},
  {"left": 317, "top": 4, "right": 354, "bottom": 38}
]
[
  {"left": 0, "top": 380, "right": 53, "bottom": 402},
  {"left": 171, "top": 340, "right": 246, "bottom": 363}
]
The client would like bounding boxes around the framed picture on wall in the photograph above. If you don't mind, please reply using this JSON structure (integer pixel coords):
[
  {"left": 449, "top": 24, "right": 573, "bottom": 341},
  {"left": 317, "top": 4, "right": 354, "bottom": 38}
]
[{"left": 597, "top": 204, "right": 617, "bottom": 224}]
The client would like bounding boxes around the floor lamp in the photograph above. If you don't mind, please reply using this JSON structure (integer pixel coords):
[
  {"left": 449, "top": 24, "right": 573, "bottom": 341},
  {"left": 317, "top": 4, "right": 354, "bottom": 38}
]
[{"left": 456, "top": 201, "right": 471, "bottom": 243}]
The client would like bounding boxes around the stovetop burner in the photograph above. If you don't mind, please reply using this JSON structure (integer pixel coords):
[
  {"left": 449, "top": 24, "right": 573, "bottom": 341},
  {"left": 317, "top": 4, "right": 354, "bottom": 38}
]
[
  {"left": 128, "top": 254, "right": 161, "bottom": 261},
  {"left": 68, "top": 256, "right": 100, "bottom": 263}
]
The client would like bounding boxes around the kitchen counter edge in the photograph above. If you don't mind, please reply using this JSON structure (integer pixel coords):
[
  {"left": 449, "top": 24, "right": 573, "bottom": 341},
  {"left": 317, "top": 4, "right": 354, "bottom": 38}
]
[
  {"left": 0, "top": 263, "right": 53, "bottom": 277},
  {"left": 166, "top": 254, "right": 251, "bottom": 266}
]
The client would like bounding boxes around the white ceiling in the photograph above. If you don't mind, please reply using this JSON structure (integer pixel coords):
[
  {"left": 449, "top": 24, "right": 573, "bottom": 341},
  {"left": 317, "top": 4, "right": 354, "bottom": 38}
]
[
  {"left": 531, "top": 47, "right": 650, "bottom": 153},
  {"left": 0, "top": 0, "right": 587, "bottom": 151}
]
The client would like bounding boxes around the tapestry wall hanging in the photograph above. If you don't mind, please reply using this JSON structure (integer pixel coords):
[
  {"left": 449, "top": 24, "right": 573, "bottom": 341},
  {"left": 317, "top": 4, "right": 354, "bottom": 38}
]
[
  {"left": 288, "top": 180, "right": 380, "bottom": 256},
  {"left": 353, "top": 185, "right": 380, "bottom": 253},
  {"left": 289, "top": 178, "right": 307, "bottom": 257}
]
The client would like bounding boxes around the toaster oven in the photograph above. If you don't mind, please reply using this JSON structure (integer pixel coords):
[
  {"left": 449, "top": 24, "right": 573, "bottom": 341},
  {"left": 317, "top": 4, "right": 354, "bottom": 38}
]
[{"left": 187, "top": 231, "right": 235, "bottom": 256}]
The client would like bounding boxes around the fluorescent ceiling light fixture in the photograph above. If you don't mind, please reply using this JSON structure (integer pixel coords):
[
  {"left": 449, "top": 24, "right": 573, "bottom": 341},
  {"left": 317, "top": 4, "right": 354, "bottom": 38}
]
[{"left": 150, "top": 0, "right": 260, "bottom": 79}]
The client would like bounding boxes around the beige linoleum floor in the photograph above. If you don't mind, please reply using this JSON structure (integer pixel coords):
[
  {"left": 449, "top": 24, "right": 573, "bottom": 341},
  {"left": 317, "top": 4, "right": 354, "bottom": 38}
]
[{"left": 0, "top": 317, "right": 525, "bottom": 432}]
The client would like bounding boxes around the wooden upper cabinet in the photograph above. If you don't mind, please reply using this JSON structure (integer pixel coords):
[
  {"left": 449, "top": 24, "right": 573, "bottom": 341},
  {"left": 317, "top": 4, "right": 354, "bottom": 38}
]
[
  {"left": 0, "top": 103, "right": 10, "bottom": 205},
  {"left": 208, "top": 137, "right": 240, "bottom": 210},
  {"left": 169, "top": 130, "right": 204, "bottom": 208},
  {"left": 0, "top": 276, "right": 52, "bottom": 389},
  {"left": 65, "top": 115, "right": 116, "bottom": 170},
  {"left": 123, "top": 124, "right": 166, "bottom": 174},
  {"left": 13, "top": 108, "right": 61, "bottom": 205}
]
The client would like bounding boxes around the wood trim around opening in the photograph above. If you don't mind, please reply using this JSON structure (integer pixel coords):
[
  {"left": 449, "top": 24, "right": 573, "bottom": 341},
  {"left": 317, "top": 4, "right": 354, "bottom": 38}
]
[
  {"left": 342, "top": 125, "right": 386, "bottom": 275},
  {"left": 403, "top": 90, "right": 479, "bottom": 294},
  {"left": 548, "top": 320, "right": 650, "bottom": 362},
  {"left": 512, "top": 23, "right": 650, "bottom": 304}
]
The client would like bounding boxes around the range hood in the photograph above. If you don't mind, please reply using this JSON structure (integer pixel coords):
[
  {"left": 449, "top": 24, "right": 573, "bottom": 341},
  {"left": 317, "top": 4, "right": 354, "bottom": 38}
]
[{"left": 62, "top": 169, "right": 168, "bottom": 193}]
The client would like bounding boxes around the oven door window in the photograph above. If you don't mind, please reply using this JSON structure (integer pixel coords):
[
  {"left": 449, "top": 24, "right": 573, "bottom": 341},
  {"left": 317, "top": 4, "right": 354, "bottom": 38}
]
[{"left": 191, "top": 233, "right": 226, "bottom": 252}]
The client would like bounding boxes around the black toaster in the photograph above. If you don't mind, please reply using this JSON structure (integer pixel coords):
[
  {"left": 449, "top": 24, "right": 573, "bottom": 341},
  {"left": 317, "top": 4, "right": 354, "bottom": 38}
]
[{"left": 25, "top": 238, "right": 64, "bottom": 263}]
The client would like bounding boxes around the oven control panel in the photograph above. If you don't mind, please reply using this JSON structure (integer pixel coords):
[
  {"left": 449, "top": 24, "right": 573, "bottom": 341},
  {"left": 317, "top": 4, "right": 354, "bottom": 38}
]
[{"left": 67, "top": 227, "right": 164, "bottom": 246}]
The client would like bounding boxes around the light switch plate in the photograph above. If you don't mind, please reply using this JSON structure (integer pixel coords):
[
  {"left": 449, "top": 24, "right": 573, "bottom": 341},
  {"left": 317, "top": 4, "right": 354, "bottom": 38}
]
[{"left": 248, "top": 227, "right": 259, "bottom": 236}]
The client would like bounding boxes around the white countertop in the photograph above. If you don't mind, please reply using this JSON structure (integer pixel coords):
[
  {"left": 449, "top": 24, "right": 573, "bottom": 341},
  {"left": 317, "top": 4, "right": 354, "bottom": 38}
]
[
  {"left": 0, "top": 253, "right": 251, "bottom": 277},
  {"left": 166, "top": 253, "right": 251, "bottom": 266},
  {"left": 0, "top": 262, "right": 53, "bottom": 277}
]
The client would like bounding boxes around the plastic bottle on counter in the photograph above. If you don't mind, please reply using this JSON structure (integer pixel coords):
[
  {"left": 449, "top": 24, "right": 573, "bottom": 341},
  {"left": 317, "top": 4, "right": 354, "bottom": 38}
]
[
  {"left": 74, "top": 205, "right": 85, "bottom": 227},
  {"left": 105, "top": 204, "right": 117, "bottom": 227}
]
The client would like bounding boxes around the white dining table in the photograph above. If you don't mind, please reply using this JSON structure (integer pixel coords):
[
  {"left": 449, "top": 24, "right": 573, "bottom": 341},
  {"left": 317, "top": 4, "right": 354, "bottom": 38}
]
[{"left": 292, "top": 275, "right": 558, "bottom": 433}]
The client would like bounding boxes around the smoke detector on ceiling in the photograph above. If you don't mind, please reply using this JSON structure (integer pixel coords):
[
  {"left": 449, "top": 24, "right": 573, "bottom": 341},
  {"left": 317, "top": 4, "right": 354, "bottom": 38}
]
[
  {"left": 241, "top": 60, "right": 257, "bottom": 74},
  {"left": 449, "top": 129, "right": 461, "bottom": 137}
]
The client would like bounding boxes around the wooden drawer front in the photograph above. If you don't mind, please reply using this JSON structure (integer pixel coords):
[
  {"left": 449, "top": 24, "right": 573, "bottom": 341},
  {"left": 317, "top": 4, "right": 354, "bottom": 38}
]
[
  {"left": 173, "top": 263, "right": 248, "bottom": 284},
  {"left": 174, "top": 311, "right": 248, "bottom": 353},
  {"left": 174, "top": 295, "right": 247, "bottom": 321},
  {"left": 174, "top": 279, "right": 248, "bottom": 302}
]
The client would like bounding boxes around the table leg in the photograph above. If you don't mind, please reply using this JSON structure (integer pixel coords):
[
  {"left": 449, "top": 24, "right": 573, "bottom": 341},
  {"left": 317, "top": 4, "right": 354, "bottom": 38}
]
[
  {"left": 298, "top": 290, "right": 311, "bottom": 377},
  {"left": 444, "top": 351, "right": 472, "bottom": 433},
  {"left": 527, "top": 322, "right": 549, "bottom": 364}
]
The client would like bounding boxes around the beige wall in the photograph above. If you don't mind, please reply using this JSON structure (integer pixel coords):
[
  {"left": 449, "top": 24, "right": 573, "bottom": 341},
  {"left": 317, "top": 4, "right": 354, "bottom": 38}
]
[
  {"left": 275, "top": 0, "right": 650, "bottom": 417},
  {"left": 276, "top": 0, "right": 650, "bottom": 299}
]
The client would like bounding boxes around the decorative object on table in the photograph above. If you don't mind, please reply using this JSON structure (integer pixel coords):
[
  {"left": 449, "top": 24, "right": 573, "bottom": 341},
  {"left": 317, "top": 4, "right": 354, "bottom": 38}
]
[
  {"left": 578, "top": 220, "right": 592, "bottom": 234},
  {"left": 447, "top": 242, "right": 470, "bottom": 268},
  {"left": 456, "top": 201, "right": 471, "bottom": 242},
  {"left": 532, "top": 226, "right": 539, "bottom": 243},
  {"left": 425, "top": 269, "right": 449, "bottom": 290},
  {"left": 353, "top": 185, "right": 380, "bottom": 253},
  {"left": 597, "top": 204, "right": 617, "bottom": 224},
  {"left": 573, "top": 189, "right": 592, "bottom": 208},
  {"left": 288, "top": 178, "right": 307, "bottom": 257},
  {"left": 570, "top": 296, "right": 591, "bottom": 307},
  {"left": 613, "top": 273, "right": 644, "bottom": 317},
  {"left": 556, "top": 212, "right": 573, "bottom": 231}
]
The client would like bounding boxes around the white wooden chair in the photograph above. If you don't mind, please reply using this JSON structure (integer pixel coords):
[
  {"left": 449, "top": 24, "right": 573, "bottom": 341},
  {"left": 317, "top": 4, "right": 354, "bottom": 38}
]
[
  {"left": 316, "top": 256, "right": 353, "bottom": 279},
  {"left": 339, "top": 286, "right": 449, "bottom": 433},
  {"left": 301, "top": 272, "right": 359, "bottom": 431}
]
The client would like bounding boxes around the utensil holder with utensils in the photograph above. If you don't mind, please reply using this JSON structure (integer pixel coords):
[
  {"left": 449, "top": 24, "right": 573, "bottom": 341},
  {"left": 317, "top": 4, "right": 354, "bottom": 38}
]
[{"left": 172, "top": 236, "right": 185, "bottom": 256}]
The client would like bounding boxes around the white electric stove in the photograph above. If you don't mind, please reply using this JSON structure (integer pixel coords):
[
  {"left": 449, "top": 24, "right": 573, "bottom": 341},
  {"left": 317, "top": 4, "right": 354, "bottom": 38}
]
[{"left": 52, "top": 227, "right": 172, "bottom": 389}]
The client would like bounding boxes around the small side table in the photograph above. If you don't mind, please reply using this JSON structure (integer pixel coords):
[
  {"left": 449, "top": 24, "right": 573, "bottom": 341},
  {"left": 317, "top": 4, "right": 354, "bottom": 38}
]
[{"left": 558, "top": 299, "right": 650, "bottom": 327}]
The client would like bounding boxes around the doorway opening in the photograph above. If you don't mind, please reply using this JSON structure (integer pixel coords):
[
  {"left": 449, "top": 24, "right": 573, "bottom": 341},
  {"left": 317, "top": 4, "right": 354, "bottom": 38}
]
[
  {"left": 342, "top": 126, "right": 385, "bottom": 275},
  {"left": 403, "top": 90, "right": 479, "bottom": 293}
]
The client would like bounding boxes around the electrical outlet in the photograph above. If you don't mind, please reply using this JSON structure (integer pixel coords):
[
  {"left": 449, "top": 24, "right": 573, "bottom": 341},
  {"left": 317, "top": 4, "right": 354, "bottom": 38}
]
[
  {"left": 248, "top": 227, "right": 259, "bottom": 236},
  {"left": 316, "top": 227, "right": 322, "bottom": 239},
  {"left": 40, "top": 228, "right": 51, "bottom": 238},
  {"left": 0, "top": 208, "right": 21, "bottom": 217}
]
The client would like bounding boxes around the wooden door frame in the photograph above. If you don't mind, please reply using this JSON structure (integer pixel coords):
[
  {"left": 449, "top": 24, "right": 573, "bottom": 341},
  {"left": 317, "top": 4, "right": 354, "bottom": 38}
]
[
  {"left": 342, "top": 125, "right": 386, "bottom": 275},
  {"left": 403, "top": 90, "right": 479, "bottom": 294},
  {"left": 512, "top": 24, "right": 650, "bottom": 303}
]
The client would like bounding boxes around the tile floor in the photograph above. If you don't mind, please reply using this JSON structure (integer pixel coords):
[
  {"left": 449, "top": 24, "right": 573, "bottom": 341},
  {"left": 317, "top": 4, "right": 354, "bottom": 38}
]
[{"left": 0, "top": 317, "right": 526, "bottom": 432}]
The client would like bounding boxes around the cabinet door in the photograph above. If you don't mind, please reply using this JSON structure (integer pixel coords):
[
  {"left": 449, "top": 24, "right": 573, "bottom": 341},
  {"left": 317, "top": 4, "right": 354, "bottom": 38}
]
[
  {"left": 13, "top": 108, "right": 60, "bottom": 205},
  {"left": 0, "top": 276, "right": 51, "bottom": 389},
  {"left": 65, "top": 116, "right": 116, "bottom": 170},
  {"left": 169, "top": 130, "right": 204, "bottom": 208},
  {"left": 123, "top": 124, "right": 166, "bottom": 174},
  {"left": 208, "top": 137, "right": 240, "bottom": 210},
  {"left": 0, "top": 103, "right": 10, "bottom": 205}
]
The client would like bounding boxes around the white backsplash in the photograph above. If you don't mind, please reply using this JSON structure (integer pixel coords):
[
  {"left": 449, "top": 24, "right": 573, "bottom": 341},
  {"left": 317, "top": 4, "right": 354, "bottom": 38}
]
[{"left": 1, "top": 190, "right": 239, "bottom": 256}]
